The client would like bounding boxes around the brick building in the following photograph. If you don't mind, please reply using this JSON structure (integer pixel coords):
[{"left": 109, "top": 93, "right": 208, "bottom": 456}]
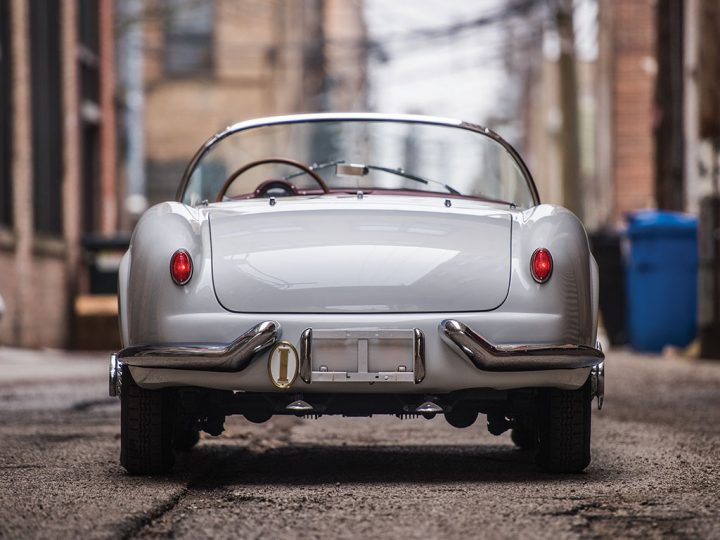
[
  {"left": 0, "top": 0, "right": 367, "bottom": 349},
  {"left": 522, "top": 0, "right": 659, "bottom": 227},
  {"left": 595, "top": 0, "right": 657, "bottom": 224},
  {"left": 127, "top": 0, "right": 367, "bottom": 210},
  {"left": 596, "top": 0, "right": 719, "bottom": 222},
  {"left": 0, "top": 0, "right": 119, "bottom": 348}
]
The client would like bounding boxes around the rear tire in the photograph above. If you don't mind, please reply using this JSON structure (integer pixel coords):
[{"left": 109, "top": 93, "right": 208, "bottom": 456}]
[
  {"left": 120, "top": 366, "right": 175, "bottom": 475},
  {"left": 536, "top": 378, "right": 592, "bottom": 473}
]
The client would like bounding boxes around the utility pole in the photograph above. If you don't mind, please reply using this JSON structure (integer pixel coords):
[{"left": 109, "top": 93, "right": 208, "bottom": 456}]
[
  {"left": 117, "top": 0, "right": 146, "bottom": 223},
  {"left": 698, "top": 0, "right": 720, "bottom": 358},
  {"left": 555, "top": 0, "right": 582, "bottom": 219},
  {"left": 302, "top": 0, "right": 327, "bottom": 112}
]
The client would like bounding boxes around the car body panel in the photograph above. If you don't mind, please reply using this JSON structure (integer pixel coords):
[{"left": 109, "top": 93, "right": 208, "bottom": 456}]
[
  {"left": 209, "top": 198, "right": 512, "bottom": 313},
  {"left": 119, "top": 201, "right": 598, "bottom": 394}
]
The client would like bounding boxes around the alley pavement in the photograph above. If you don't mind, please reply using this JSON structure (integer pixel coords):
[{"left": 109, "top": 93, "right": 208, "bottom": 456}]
[{"left": 0, "top": 347, "right": 718, "bottom": 539}]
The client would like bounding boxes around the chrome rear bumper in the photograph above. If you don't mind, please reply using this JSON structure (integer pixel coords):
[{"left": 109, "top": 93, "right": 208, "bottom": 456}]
[
  {"left": 439, "top": 319, "right": 604, "bottom": 372},
  {"left": 117, "top": 320, "right": 281, "bottom": 372},
  {"left": 111, "top": 319, "right": 603, "bottom": 397}
]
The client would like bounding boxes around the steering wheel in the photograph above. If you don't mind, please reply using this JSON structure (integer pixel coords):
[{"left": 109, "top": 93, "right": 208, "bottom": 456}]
[{"left": 215, "top": 157, "right": 330, "bottom": 202}]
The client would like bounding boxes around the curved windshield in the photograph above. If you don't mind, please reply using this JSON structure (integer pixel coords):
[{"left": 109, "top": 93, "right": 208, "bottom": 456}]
[{"left": 181, "top": 119, "right": 537, "bottom": 208}]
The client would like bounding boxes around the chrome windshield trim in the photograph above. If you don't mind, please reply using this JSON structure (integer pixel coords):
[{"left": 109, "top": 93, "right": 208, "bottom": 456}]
[
  {"left": 118, "top": 320, "right": 281, "bottom": 372},
  {"left": 439, "top": 319, "right": 604, "bottom": 372},
  {"left": 175, "top": 113, "right": 539, "bottom": 206}
]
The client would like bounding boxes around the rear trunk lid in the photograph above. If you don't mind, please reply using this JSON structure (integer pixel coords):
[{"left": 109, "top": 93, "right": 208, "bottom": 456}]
[{"left": 209, "top": 198, "right": 512, "bottom": 313}]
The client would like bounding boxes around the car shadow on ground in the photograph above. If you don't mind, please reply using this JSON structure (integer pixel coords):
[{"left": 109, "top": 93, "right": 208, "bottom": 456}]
[{"left": 174, "top": 443, "right": 610, "bottom": 489}]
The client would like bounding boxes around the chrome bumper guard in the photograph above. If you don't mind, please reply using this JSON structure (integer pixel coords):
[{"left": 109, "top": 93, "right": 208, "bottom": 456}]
[
  {"left": 590, "top": 343, "right": 605, "bottom": 409},
  {"left": 109, "top": 353, "right": 122, "bottom": 397},
  {"left": 116, "top": 320, "right": 281, "bottom": 372},
  {"left": 439, "top": 319, "right": 604, "bottom": 372}
]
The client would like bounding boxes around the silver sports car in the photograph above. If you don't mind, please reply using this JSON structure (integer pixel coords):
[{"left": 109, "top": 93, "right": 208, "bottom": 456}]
[{"left": 111, "top": 113, "right": 604, "bottom": 475}]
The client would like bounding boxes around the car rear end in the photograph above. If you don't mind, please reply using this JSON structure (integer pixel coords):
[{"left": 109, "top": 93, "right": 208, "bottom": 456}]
[
  {"left": 113, "top": 113, "right": 603, "bottom": 475},
  {"left": 113, "top": 196, "right": 603, "bottom": 475}
]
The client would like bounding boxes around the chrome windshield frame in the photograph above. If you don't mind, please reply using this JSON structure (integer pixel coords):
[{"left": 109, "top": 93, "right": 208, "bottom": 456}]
[{"left": 174, "top": 112, "right": 541, "bottom": 206}]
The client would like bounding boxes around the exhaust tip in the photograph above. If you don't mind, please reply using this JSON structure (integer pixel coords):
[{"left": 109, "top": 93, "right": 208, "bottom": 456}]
[
  {"left": 286, "top": 399, "right": 314, "bottom": 412},
  {"left": 415, "top": 401, "right": 443, "bottom": 414}
]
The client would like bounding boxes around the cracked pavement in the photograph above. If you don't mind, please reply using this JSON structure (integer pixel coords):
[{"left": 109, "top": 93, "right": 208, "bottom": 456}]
[{"left": 0, "top": 348, "right": 718, "bottom": 539}]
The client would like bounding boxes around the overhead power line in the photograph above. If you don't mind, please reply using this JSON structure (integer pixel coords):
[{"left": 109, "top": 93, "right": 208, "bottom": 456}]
[{"left": 368, "top": 0, "right": 540, "bottom": 46}]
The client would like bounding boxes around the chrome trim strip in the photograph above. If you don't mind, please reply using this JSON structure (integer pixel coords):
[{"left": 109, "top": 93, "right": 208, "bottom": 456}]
[
  {"left": 439, "top": 319, "right": 604, "bottom": 372},
  {"left": 413, "top": 328, "right": 426, "bottom": 383},
  {"left": 299, "top": 328, "right": 312, "bottom": 383},
  {"left": 117, "top": 320, "right": 281, "bottom": 372},
  {"left": 591, "top": 351, "right": 605, "bottom": 410},
  {"left": 109, "top": 353, "right": 122, "bottom": 397},
  {"left": 310, "top": 328, "right": 419, "bottom": 340},
  {"left": 311, "top": 371, "right": 415, "bottom": 383}
]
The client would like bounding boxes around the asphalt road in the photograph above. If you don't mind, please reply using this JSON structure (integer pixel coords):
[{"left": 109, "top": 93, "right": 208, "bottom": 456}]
[{"left": 0, "top": 347, "right": 719, "bottom": 539}]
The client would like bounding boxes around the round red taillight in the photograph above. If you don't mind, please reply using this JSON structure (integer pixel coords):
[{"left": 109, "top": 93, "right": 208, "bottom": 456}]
[
  {"left": 530, "top": 248, "right": 553, "bottom": 283},
  {"left": 170, "top": 249, "right": 193, "bottom": 285}
]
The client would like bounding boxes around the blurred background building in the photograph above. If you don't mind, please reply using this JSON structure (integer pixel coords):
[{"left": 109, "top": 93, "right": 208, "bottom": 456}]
[
  {"left": 0, "top": 0, "right": 118, "bottom": 348},
  {"left": 0, "top": 0, "right": 718, "bottom": 351},
  {"left": 133, "top": 0, "right": 367, "bottom": 210}
]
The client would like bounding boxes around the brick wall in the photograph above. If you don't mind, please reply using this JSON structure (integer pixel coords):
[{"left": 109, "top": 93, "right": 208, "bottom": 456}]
[
  {"left": 610, "top": 0, "right": 657, "bottom": 220},
  {"left": 0, "top": 250, "right": 18, "bottom": 344},
  {"left": 0, "top": 0, "right": 117, "bottom": 348}
]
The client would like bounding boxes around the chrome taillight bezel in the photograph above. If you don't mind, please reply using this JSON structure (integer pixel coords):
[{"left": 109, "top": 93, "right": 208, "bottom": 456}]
[
  {"left": 530, "top": 247, "right": 553, "bottom": 283},
  {"left": 170, "top": 249, "right": 193, "bottom": 286}
]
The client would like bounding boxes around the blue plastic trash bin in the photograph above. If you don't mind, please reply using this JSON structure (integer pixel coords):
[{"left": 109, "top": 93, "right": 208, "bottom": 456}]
[{"left": 626, "top": 211, "right": 698, "bottom": 352}]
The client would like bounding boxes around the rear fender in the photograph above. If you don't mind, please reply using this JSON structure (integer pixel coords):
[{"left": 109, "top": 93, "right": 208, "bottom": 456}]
[
  {"left": 501, "top": 204, "right": 596, "bottom": 346},
  {"left": 124, "top": 202, "right": 219, "bottom": 345}
]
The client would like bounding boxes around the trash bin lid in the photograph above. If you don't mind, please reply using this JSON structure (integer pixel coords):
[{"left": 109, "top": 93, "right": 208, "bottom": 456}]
[{"left": 627, "top": 210, "right": 697, "bottom": 239}]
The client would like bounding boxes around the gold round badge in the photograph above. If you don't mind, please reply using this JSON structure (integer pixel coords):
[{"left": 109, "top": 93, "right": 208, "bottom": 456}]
[{"left": 267, "top": 341, "right": 299, "bottom": 389}]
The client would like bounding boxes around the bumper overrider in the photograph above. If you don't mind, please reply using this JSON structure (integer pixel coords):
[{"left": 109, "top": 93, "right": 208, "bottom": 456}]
[
  {"left": 109, "top": 321, "right": 280, "bottom": 397},
  {"left": 109, "top": 319, "right": 605, "bottom": 405},
  {"left": 438, "top": 320, "right": 603, "bottom": 371},
  {"left": 440, "top": 319, "right": 605, "bottom": 409}
]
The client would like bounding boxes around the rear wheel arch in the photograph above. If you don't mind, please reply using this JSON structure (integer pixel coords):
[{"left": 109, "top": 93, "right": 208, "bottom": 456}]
[{"left": 124, "top": 203, "right": 218, "bottom": 346}]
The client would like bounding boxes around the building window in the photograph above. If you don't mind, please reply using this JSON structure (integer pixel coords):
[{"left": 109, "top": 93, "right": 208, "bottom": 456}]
[
  {"left": 0, "top": 0, "right": 12, "bottom": 228},
  {"left": 30, "top": 0, "right": 63, "bottom": 235},
  {"left": 164, "top": 0, "right": 214, "bottom": 77}
]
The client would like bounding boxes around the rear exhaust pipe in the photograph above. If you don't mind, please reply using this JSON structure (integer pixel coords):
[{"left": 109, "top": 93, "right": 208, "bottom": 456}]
[
  {"left": 286, "top": 399, "right": 314, "bottom": 412},
  {"left": 415, "top": 401, "right": 443, "bottom": 419},
  {"left": 415, "top": 401, "right": 443, "bottom": 414}
]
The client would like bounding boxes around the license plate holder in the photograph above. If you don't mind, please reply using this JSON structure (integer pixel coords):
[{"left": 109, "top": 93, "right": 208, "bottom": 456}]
[{"left": 299, "top": 328, "right": 425, "bottom": 384}]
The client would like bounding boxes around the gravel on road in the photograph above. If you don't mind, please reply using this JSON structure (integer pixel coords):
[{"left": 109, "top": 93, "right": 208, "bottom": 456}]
[{"left": 0, "top": 347, "right": 718, "bottom": 539}]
